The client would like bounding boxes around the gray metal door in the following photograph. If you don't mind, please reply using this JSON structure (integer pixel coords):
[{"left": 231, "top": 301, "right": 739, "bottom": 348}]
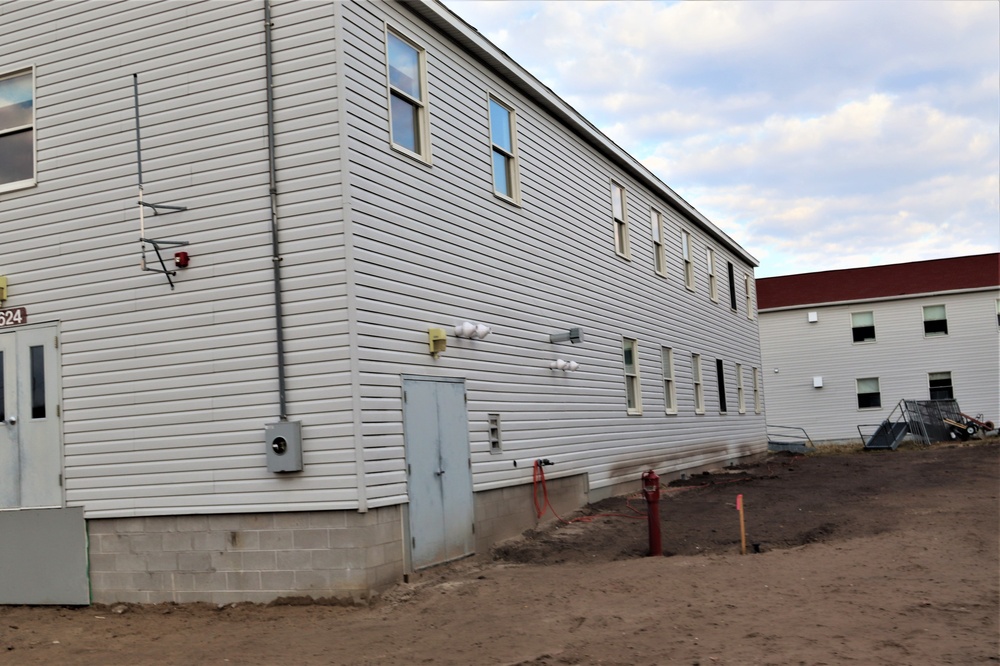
[
  {"left": 0, "top": 325, "right": 62, "bottom": 508},
  {"left": 402, "top": 377, "right": 474, "bottom": 569}
]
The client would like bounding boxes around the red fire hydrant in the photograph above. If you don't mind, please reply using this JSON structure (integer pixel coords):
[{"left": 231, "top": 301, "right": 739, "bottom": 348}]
[{"left": 642, "top": 470, "right": 662, "bottom": 556}]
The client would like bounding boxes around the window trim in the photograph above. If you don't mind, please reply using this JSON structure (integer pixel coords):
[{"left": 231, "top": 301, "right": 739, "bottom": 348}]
[
  {"left": 623, "top": 337, "right": 642, "bottom": 415},
  {"left": 611, "top": 181, "right": 630, "bottom": 259},
  {"left": 851, "top": 311, "right": 876, "bottom": 344},
  {"left": 681, "top": 230, "right": 694, "bottom": 291},
  {"left": 487, "top": 94, "right": 520, "bottom": 203},
  {"left": 928, "top": 371, "right": 954, "bottom": 401},
  {"left": 706, "top": 248, "right": 718, "bottom": 303},
  {"left": 651, "top": 208, "right": 666, "bottom": 277},
  {"left": 922, "top": 304, "right": 948, "bottom": 337},
  {"left": 385, "top": 27, "right": 431, "bottom": 162},
  {"left": 692, "top": 353, "right": 704, "bottom": 414},
  {"left": 0, "top": 66, "right": 37, "bottom": 194},
  {"left": 744, "top": 274, "right": 753, "bottom": 319},
  {"left": 736, "top": 363, "right": 745, "bottom": 414},
  {"left": 856, "top": 377, "right": 882, "bottom": 410},
  {"left": 752, "top": 367, "right": 761, "bottom": 414},
  {"left": 661, "top": 346, "right": 677, "bottom": 414}
]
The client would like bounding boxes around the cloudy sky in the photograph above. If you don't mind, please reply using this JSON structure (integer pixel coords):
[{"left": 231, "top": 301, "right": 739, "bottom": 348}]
[{"left": 441, "top": 1, "right": 1000, "bottom": 277}]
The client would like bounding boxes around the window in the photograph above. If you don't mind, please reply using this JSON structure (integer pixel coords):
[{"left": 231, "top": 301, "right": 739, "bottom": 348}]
[
  {"left": 488, "top": 97, "right": 519, "bottom": 201},
  {"left": 651, "top": 209, "right": 666, "bottom": 275},
  {"left": 851, "top": 311, "right": 875, "bottom": 343},
  {"left": 744, "top": 274, "right": 753, "bottom": 319},
  {"left": 736, "top": 363, "right": 745, "bottom": 414},
  {"left": 715, "top": 358, "right": 727, "bottom": 413},
  {"left": 681, "top": 230, "right": 694, "bottom": 290},
  {"left": 0, "top": 68, "right": 35, "bottom": 191},
  {"left": 661, "top": 346, "right": 676, "bottom": 414},
  {"left": 856, "top": 377, "right": 881, "bottom": 409},
  {"left": 923, "top": 305, "right": 948, "bottom": 336},
  {"left": 706, "top": 248, "right": 718, "bottom": 302},
  {"left": 996, "top": 299, "right": 1000, "bottom": 327},
  {"left": 727, "top": 262, "right": 737, "bottom": 310},
  {"left": 611, "top": 182, "right": 629, "bottom": 257},
  {"left": 928, "top": 372, "right": 954, "bottom": 400},
  {"left": 623, "top": 338, "right": 641, "bottom": 414},
  {"left": 386, "top": 30, "right": 429, "bottom": 159},
  {"left": 752, "top": 367, "right": 761, "bottom": 414},
  {"left": 692, "top": 353, "right": 704, "bottom": 414},
  {"left": 488, "top": 414, "right": 503, "bottom": 453}
]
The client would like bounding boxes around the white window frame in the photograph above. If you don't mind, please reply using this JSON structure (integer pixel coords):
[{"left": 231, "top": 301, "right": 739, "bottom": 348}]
[
  {"left": 706, "top": 248, "right": 718, "bottom": 302},
  {"left": 923, "top": 304, "right": 948, "bottom": 337},
  {"left": 0, "top": 67, "right": 36, "bottom": 193},
  {"left": 692, "top": 353, "right": 704, "bottom": 414},
  {"left": 851, "top": 311, "right": 876, "bottom": 343},
  {"left": 744, "top": 274, "right": 753, "bottom": 319},
  {"left": 651, "top": 208, "right": 666, "bottom": 276},
  {"left": 385, "top": 28, "right": 431, "bottom": 161},
  {"left": 623, "top": 337, "right": 641, "bottom": 415},
  {"left": 681, "top": 230, "right": 694, "bottom": 290},
  {"left": 752, "top": 367, "right": 761, "bottom": 414},
  {"left": 736, "top": 363, "right": 745, "bottom": 414},
  {"left": 928, "top": 371, "right": 954, "bottom": 400},
  {"left": 611, "top": 181, "right": 630, "bottom": 259},
  {"left": 856, "top": 377, "right": 882, "bottom": 410},
  {"left": 488, "top": 95, "right": 520, "bottom": 203},
  {"left": 661, "top": 346, "right": 676, "bottom": 414}
]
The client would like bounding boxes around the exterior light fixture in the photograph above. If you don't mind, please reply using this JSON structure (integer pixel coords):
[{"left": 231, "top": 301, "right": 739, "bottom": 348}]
[
  {"left": 455, "top": 321, "right": 492, "bottom": 339},
  {"left": 549, "top": 359, "right": 580, "bottom": 371}
]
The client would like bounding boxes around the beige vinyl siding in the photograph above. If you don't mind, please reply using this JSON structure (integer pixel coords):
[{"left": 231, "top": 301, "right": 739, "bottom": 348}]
[
  {"left": 759, "top": 289, "right": 1000, "bottom": 441},
  {"left": 0, "top": 0, "right": 352, "bottom": 517},
  {"left": 341, "top": 1, "right": 766, "bottom": 498}
]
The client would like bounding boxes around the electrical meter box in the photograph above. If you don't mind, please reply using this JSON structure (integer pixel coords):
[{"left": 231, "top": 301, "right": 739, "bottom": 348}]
[{"left": 265, "top": 421, "right": 303, "bottom": 473}]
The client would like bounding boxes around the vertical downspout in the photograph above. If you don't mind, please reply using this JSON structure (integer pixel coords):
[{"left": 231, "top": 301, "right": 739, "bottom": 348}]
[{"left": 264, "top": 0, "right": 288, "bottom": 421}]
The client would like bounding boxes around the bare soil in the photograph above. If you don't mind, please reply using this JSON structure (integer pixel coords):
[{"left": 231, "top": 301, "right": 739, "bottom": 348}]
[{"left": 2, "top": 440, "right": 998, "bottom": 665}]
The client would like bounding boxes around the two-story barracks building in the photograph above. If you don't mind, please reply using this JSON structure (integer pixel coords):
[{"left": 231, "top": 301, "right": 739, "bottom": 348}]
[{"left": 0, "top": 0, "right": 765, "bottom": 604}]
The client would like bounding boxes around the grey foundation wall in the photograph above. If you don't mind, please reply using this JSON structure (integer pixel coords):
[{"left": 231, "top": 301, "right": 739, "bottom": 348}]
[{"left": 87, "top": 506, "right": 403, "bottom": 605}]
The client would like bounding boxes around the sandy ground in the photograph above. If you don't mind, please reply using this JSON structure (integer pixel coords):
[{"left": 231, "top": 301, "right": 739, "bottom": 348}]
[{"left": 1, "top": 440, "right": 997, "bottom": 665}]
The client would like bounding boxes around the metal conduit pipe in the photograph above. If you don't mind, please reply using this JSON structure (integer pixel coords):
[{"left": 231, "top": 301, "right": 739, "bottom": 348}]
[{"left": 263, "top": 0, "right": 288, "bottom": 420}]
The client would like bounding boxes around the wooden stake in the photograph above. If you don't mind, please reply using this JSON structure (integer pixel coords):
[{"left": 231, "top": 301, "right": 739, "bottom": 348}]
[{"left": 737, "top": 494, "right": 747, "bottom": 555}]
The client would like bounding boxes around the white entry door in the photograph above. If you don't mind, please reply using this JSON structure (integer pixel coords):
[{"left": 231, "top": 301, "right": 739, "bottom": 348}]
[{"left": 0, "top": 324, "right": 62, "bottom": 508}]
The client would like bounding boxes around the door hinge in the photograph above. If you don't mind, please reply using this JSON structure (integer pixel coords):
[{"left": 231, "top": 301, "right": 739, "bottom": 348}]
[
  {"left": 468, "top": 458, "right": 471, "bottom": 469},
  {"left": 471, "top": 523, "right": 475, "bottom": 534},
  {"left": 403, "top": 390, "right": 407, "bottom": 403},
  {"left": 54, "top": 336, "right": 59, "bottom": 349},
  {"left": 464, "top": 394, "right": 467, "bottom": 403},
  {"left": 411, "top": 537, "right": 416, "bottom": 548},
  {"left": 56, "top": 404, "right": 61, "bottom": 417},
  {"left": 58, "top": 473, "right": 63, "bottom": 487},
  {"left": 407, "top": 463, "right": 411, "bottom": 476}
]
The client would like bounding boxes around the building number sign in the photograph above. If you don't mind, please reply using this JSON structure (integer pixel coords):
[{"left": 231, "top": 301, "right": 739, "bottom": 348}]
[{"left": 0, "top": 307, "right": 27, "bottom": 328}]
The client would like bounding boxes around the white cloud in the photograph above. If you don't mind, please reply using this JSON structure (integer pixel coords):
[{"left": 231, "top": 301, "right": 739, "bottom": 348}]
[{"left": 444, "top": 0, "right": 999, "bottom": 276}]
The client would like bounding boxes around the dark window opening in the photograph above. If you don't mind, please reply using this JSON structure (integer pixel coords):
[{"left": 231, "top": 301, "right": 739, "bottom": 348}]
[
  {"left": 0, "top": 351, "right": 5, "bottom": 422},
  {"left": 852, "top": 326, "right": 876, "bottom": 343},
  {"left": 924, "top": 319, "right": 948, "bottom": 335},
  {"left": 727, "top": 262, "right": 737, "bottom": 310},
  {"left": 30, "top": 345, "right": 45, "bottom": 419},
  {"left": 716, "top": 358, "right": 727, "bottom": 413}
]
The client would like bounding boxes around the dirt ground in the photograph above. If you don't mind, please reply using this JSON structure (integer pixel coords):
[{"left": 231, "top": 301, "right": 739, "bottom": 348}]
[{"left": 2, "top": 440, "right": 998, "bottom": 665}]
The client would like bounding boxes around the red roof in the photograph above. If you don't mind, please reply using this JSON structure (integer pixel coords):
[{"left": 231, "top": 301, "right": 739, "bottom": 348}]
[{"left": 757, "top": 253, "right": 1000, "bottom": 310}]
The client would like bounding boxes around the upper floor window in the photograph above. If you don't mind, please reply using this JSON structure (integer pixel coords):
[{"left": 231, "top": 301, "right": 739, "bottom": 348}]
[
  {"left": 923, "top": 305, "right": 948, "bottom": 336},
  {"left": 622, "top": 338, "right": 641, "bottom": 414},
  {"left": 0, "top": 68, "right": 35, "bottom": 192},
  {"left": 744, "top": 274, "right": 753, "bottom": 319},
  {"left": 681, "top": 230, "right": 694, "bottom": 290},
  {"left": 488, "top": 96, "right": 519, "bottom": 201},
  {"left": 851, "top": 311, "right": 875, "bottom": 343},
  {"left": 651, "top": 209, "right": 666, "bottom": 276},
  {"left": 386, "top": 30, "right": 429, "bottom": 159},
  {"left": 727, "top": 262, "right": 737, "bottom": 311},
  {"left": 706, "top": 248, "right": 718, "bottom": 302},
  {"left": 611, "top": 182, "right": 629, "bottom": 258}
]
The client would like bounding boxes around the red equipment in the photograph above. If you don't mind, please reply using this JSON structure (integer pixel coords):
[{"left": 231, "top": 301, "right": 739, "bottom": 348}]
[{"left": 641, "top": 470, "right": 662, "bottom": 556}]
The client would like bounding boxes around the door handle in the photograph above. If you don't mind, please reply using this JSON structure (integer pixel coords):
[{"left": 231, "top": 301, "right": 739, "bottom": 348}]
[
  {"left": 435, "top": 469, "right": 445, "bottom": 476},
  {"left": 6, "top": 416, "right": 15, "bottom": 426}
]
